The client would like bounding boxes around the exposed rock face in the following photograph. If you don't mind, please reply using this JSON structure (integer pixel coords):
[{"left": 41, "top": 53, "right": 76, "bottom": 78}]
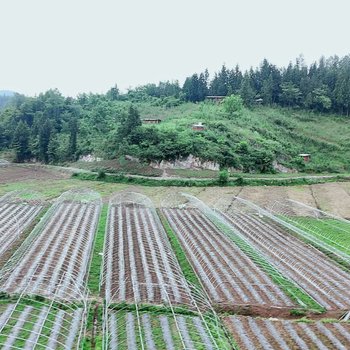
[
  {"left": 150, "top": 154, "right": 221, "bottom": 171},
  {"left": 272, "top": 161, "right": 296, "bottom": 173}
]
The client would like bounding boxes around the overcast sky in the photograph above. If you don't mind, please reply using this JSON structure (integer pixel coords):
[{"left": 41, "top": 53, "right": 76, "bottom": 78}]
[{"left": 1, "top": 0, "right": 349, "bottom": 96}]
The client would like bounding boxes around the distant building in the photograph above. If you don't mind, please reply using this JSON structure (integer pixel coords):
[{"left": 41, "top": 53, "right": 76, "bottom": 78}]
[
  {"left": 192, "top": 122, "right": 205, "bottom": 131},
  {"left": 206, "top": 96, "right": 225, "bottom": 103},
  {"left": 299, "top": 153, "right": 311, "bottom": 162},
  {"left": 142, "top": 118, "right": 162, "bottom": 124}
]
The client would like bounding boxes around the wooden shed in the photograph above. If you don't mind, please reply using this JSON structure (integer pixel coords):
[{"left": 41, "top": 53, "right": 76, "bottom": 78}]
[
  {"left": 206, "top": 96, "right": 225, "bottom": 103},
  {"left": 299, "top": 153, "right": 311, "bottom": 162},
  {"left": 142, "top": 118, "right": 162, "bottom": 124},
  {"left": 192, "top": 122, "right": 205, "bottom": 131}
]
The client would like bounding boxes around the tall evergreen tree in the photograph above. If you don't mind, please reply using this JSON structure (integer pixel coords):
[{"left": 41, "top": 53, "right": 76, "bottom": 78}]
[
  {"left": 68, "top": 117, "right": 78, "bottom": 160},
  {"left": 118, "top": 105, "right": 142, "bottom": 139},
  {"left": 239, "top": 73, "right": 256, "bottom": 107},
  {"left": 38, "top": 119, "right": 52, "bottom": 163},
  {"left": 12, "top": 121, "right": 31, "bottom": 162}
]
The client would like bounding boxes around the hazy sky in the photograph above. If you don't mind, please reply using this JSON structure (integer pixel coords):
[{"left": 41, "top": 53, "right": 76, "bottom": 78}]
[{"left": 1, "top": 0, "right": 349, "bottom": 96}]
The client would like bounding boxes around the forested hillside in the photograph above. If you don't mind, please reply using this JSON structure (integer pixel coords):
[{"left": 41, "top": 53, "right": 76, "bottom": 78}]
[{"left": 1, "top": 54, "right": 350, "bottom": 173}]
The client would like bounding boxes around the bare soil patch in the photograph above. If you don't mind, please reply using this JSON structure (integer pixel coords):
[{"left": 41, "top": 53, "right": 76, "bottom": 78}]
[{"left": 0, "top": 164, "right": 69, "bottom": 184}]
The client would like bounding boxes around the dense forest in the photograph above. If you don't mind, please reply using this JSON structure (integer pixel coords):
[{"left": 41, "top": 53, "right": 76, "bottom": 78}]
[{"left": 1, "top": 54, "right": 350, "bottom": 173}]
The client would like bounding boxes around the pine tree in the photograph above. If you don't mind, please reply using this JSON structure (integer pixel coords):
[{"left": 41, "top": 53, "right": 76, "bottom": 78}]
[
  {"left": 12, "top": 121, "right": 31, "bottom": 162},
  {"left": 118, "top": 105, "right": 142, "bottom": 139},
  {"left": 239, "top": 73, "right": 256, "bottom": 107},
  {"left": 68, "top": 117, "right": 78, "bottom": 160},
  {"left": 38, "top": 119, "right": 52, "bottom": 163},
  {"left": 106, "top": 85, "right": 120, "bottom": 100}
]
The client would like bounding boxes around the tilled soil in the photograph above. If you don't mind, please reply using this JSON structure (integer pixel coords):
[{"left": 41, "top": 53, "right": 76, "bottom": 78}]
[
  {"left": 162, "top": 208, "right": 295, "bottom": 308},
  {"left": 224, "top": 315, "right": 350, "bottom": 350},
  {"left": 101, "top": 204, "right": 194, "bottom": 307},
  {"left": 0, "top": 164, "right": 68, "bottom": 184},
  {"left": 0, "top": 201, "right": 100, "bottom": 299},
  {"left": 223, "top": 211, "right": 350, "bottom": 310}
]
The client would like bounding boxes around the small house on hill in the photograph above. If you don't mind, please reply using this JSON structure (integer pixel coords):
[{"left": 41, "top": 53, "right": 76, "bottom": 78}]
[
  {"left": 192, "top": 122, "right": 205, "bottom": 131},
  {"left": 206, "top": 96, "right": 225, "bottom": 103},
  {"left": 299, "top": 153, "right": 311, "bottom": 162},
  {"left": 142, "top": 118, "right": 162, "bottom": 124}
]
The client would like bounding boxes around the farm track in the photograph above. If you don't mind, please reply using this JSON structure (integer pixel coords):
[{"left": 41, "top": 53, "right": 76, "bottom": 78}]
[
  {"left": 0, "top": 202, "right": 43, "bottom": 263},
  {"left": 0, "top": 303, "right": 84, "bottom": 349},
  {"left": 0, "top": 199, "right": 100, "bottom": 299},
  {"left": 102, "top": 203, "right": 193, "bottom": 306},
  {"left": 222, "top": 211, "right": 350, "bottom": 310},
  {"left": 162, "top": 208, "right": 294, "bottom": 307},
  {"left": 225, "top": 315, "right": 350, "bottom": 350},
  {"left": 105, "top": 311, "right": 217, "bottom": 350}
]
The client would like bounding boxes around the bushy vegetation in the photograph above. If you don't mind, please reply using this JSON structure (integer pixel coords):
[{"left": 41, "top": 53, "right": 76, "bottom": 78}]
[{"left": 1, "top": 54, "right": 350, "bottom": 173}]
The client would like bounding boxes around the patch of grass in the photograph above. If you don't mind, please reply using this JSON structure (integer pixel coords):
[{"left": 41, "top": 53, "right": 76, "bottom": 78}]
[
  {"left": 73, "top": 171, "right": 350, "bottom": 187},
  {"left": 273, "top": 216, "right": 350, "bottom": 272},
  {"left": 83, "top": 303, "right": 104, "bottom": 350},
  {"left": 87, "top": 205, "right": 108, "bottom": 295},
  {"left": 70, "top": 159, "right": 163, "bottom": 177},
  {"left": 285, "top": 217, "right": 350, "bottom": 254},
  {"left": 108, "top": 302, "right": 198, "bottom": 317},
  {"left": 167, "top": 168, "right": 219, "bottom": 178},
  {"left": 157, "top": 209, "right": 202, "bottom": 290},
  {"left": 294, "top": 317, "right": 315, "bottom": 323},
  {"left": 290, "top": 309, "right": 307, "bottom": 317}
]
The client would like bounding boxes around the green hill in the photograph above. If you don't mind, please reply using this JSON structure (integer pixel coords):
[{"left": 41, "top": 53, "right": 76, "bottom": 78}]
[
  {"left": 1, "top": 90, "right": 350, "bottom": 175},
  {"left": 121, "top": 101, "right": 350, "bottom": 174}
]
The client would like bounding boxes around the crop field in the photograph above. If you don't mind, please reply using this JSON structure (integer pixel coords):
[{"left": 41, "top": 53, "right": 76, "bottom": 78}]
[
  {"left": 104, "top": 309, "right": 227, "bottom": 349},
  {"left": 221, "top": 210, "right": 350, "bottom": 310},
  {"left": 0, "top": 302, "right": 84, "bottom": 349},
  {"left": 267, "top": 200, "right": 350, "bottom": 257},
  {"left": 0, "top": 186, "right": 350, "bottom": 348},
  {"left": 101, "top": 193, "right": 195, "bottom": 306},
  {"left": 224, "top": 316, "right": 350, "bottom": 350},
  {"left": 0, "top": 189, "right": 101, "bottom": 299},
  {"left": 0, "top": 191, "right": 43, "bottom": 265},
  {"left": 162, "top": 207, "right": 294, "bottom": 307}
]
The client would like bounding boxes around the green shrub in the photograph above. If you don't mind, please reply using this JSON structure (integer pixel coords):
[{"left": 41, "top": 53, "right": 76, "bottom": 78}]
[
  {"left": 97, "top": 170, "right": 106, "bottom": 179},
  {"left": 218, "top": 169, "right": 229, "bottom": 184}
]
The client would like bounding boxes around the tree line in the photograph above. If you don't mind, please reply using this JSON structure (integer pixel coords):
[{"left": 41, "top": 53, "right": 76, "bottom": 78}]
[
  {"left": 182, "top": 55, "right": 350, "bottom": 115},
  {"left": 0, "top": 53, "right": 349, "bottom": 169},
  {"left": 105, "top": 54, "right": 350, "bottom": 115}
]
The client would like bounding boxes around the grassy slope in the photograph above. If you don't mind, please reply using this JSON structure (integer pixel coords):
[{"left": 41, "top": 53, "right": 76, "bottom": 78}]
[{"left": 137, "top": 102, "right": 350, "bottom": 173}]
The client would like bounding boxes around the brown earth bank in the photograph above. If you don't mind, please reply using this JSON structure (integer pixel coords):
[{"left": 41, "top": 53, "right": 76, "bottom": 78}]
[{"left": 215, "top": 304, "right": 348, "bottom": 320}]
